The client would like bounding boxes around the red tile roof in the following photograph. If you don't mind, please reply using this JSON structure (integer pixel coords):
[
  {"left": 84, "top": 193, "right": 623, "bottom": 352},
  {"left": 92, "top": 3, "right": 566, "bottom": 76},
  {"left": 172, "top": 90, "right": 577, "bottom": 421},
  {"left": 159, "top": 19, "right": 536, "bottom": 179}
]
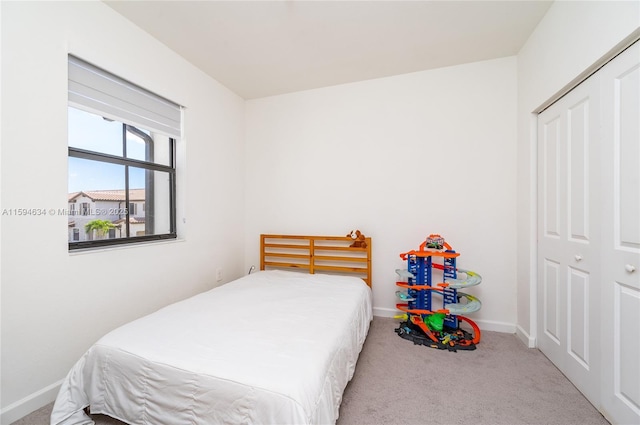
[
  {"left": 113, "top": 216, "right": 145, "bottom": 225},
  {"left": 69, "top": 189, "right": 145, "bottom": 202}
]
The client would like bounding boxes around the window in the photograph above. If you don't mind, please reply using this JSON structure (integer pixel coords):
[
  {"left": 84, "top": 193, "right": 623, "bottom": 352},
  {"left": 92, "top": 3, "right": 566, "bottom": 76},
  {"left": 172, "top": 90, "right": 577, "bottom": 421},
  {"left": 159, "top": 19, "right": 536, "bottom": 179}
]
[{"left": 68, "top": 56, "right": 181, "bottom": 250}]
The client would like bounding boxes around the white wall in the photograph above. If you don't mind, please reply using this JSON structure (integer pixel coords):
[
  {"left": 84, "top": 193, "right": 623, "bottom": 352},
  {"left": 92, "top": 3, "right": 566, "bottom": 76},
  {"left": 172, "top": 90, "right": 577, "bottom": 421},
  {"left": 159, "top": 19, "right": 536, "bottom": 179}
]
[
  {"left": 6, "top": 0, "right": 636, "bottom": 422},
  {"left": 515, "top": 0, "right": 640, "bottom": 347},
  {"left": 0, "top": 2, "right": 246, "bottom": 422},
  {"left": 245, "top": 57, "right": 518, "bottom": 332}
]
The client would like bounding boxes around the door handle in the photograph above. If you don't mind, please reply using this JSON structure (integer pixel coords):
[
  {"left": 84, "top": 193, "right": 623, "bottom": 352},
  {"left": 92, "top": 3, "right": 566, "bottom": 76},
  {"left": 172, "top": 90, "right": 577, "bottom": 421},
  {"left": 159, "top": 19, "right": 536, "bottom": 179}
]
[
  {"left": 574, "top": 255, "right": 583, "bottom": 262},
  {"left": 625, "top": 264, "right": 636, "bottom": 273}
]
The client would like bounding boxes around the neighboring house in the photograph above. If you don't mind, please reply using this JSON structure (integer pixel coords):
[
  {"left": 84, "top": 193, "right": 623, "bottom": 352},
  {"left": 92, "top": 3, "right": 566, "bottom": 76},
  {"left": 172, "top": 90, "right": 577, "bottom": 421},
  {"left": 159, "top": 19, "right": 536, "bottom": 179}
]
[{"left": 68, "top": 189, "right": 146, "bottom": 242}]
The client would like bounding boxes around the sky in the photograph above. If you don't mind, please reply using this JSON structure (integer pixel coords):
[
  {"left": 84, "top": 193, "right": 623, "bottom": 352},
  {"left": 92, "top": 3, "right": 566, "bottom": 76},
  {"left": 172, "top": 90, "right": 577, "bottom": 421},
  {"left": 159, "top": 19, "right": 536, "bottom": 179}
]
[{"left": 68, "top": 107, "right": 148, "bottom": 193}]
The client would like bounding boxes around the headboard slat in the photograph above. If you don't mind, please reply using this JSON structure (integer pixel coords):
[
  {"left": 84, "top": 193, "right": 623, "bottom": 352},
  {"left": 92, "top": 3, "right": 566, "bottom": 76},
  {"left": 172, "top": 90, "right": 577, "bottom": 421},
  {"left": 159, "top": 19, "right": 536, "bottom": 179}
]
[{"left": 260, "top": 234, "right": 372, "bottom": 287}]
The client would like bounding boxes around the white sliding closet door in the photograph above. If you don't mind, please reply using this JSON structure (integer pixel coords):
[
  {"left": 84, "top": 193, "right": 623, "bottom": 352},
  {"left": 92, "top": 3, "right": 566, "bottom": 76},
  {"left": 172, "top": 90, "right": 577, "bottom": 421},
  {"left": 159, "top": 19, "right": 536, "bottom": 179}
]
[
  {"left": 537, "top": 74, "right": 601, "bottom": 407},
  {"left": 599, "top": 41, "right": 640, "bottom": 425},
  {"left": 538, "top": 40, "right": 640, "bottom": 425}
]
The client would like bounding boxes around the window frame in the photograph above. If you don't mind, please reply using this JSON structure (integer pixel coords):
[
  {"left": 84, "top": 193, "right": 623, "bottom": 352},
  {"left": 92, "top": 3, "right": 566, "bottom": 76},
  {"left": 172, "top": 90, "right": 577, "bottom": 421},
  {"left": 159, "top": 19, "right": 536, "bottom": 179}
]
[
  {"left": 68, "top": 121, "right": 177, "bottom": 251},
  {"left": 67, "top": 55, "right": 181, "bottom": 251}
]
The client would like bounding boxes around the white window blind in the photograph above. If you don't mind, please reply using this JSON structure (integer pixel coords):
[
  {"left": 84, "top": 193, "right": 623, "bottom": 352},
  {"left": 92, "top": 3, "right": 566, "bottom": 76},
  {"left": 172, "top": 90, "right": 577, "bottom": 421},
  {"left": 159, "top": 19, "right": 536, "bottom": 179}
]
[{"left": 68, "top": 55, "right": 181, "bottom": 138}]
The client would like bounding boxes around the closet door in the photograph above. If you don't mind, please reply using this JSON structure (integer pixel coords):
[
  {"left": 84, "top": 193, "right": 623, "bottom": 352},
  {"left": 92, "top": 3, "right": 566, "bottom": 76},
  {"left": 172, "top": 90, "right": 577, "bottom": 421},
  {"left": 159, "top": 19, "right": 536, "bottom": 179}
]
[
  {"left": 537, "top": 75, "right": 601, "bottom": 406},
  {"left": 599, "top": 41, "right": 640, "bottom": 425}
]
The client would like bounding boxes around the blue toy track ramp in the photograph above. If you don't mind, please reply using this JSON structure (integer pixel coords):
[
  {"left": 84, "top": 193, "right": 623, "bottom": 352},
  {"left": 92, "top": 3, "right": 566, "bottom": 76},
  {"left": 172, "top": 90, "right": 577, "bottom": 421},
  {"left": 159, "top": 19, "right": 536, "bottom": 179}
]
[
  {"left": 444, "top": 292, "right": 481, "bottom": 314},
  {"left": 445, "top": 269, "right": 482, "bottom": 289},
  {"left": 395, "top": 290, "right": 416, "bottom": 301},
  {"left": 395, "top": 269, "right": 415, "bottom": 279}
]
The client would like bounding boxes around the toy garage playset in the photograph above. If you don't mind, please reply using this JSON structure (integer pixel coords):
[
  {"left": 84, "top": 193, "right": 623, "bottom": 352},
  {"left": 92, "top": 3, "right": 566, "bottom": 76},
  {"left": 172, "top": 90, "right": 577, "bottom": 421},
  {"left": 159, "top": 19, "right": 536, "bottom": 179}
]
[{"left": 395, "top": 234, "right": 482, "bottom": 351}]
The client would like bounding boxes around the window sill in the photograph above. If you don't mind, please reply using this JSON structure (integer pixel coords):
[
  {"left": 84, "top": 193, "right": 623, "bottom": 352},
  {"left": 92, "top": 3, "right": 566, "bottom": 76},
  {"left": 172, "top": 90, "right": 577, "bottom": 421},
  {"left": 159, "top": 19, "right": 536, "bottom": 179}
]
[{"left": 68, "top": 237, "right": 184, "bottom": 256}]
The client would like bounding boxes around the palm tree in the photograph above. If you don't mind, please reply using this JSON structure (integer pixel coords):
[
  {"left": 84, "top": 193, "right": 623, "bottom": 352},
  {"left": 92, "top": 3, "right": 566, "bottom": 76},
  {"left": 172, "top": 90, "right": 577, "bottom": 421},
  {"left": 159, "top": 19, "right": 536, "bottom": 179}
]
[{"left": 84, "top": 219, "right": 115, "bottom": 240}]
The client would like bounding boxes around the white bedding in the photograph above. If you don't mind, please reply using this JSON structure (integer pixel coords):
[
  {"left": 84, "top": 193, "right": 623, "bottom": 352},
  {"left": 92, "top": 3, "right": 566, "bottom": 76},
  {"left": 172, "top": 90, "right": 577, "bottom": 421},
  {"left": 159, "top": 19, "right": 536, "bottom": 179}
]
[{"left": 50, "top": 270, "right": 372, "bottom": 425}]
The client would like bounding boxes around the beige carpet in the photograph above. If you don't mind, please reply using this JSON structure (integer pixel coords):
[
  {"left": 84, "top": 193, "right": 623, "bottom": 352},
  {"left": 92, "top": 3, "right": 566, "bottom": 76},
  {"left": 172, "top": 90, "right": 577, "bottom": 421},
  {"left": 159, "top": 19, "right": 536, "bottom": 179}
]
[{"left": 13, "top": 317, "right": 608, "bottom": 425}]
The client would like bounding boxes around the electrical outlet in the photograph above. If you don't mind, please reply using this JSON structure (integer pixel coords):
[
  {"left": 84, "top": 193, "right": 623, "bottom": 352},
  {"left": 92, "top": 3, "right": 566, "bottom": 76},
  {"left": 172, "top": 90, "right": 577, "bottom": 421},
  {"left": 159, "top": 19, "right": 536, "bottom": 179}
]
[{"left": 216, "top": 268, "right": 223, "bottom": 282}]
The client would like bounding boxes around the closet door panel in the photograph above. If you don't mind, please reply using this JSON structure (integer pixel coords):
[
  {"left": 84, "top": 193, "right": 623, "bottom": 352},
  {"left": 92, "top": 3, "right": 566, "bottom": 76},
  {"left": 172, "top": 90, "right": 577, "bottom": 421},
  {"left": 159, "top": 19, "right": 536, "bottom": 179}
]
[
  {"left": 542, "top": 115, "right": 562, "bottom": 239},
  {"left": 615, "top": 285, "right": 640, "bottom": 411},
  {"left": 616, "top": 63, "right": 640, "bottom": 249},
  {"left": 614, "top": 65, "right": 640, "bottom": 247},
  {"left": 568, "top": 99, "right": 591, "bottom": 242},
  {"left": 543, "top": 258, "right": 561, "bottom": 345},
  {"left": 568, "top": 267, "right": 589, "bottom": 368},
  {"left": 538, "top": 111, "right": 566, "bottom": 367},
  {"left": 600, "top": 41, "right": 640, "bottom": 425},
  {"left": 537, "top": 75, "right": 600, "bottom": 407}
]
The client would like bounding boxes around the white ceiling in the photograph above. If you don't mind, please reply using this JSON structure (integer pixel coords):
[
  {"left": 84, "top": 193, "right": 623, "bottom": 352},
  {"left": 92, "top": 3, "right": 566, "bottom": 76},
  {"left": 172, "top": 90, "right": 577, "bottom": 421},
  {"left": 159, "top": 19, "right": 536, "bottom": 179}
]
[{"left": 106, "top": 0, "right": 553, "bottom": 99}]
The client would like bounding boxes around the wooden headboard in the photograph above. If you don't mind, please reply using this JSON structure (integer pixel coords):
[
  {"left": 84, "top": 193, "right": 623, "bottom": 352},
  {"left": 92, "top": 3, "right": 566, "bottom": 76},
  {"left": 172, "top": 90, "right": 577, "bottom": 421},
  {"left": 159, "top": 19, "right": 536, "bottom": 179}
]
[{"left": 260, "top": 234, "right": 372, "bottom": 287}]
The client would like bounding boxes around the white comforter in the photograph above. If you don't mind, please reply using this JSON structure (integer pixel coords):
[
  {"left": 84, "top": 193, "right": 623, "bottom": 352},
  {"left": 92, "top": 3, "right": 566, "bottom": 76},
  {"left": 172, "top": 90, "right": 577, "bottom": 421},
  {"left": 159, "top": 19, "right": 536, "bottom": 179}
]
[{"left": 50, "top": 270, "right": 372, "bottom": 425}]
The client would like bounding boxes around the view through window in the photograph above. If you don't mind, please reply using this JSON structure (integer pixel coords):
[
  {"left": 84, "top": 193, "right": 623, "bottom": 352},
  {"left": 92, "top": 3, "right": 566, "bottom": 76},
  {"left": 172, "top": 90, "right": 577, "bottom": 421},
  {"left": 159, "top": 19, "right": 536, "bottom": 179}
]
[{"left": 68, "top": 107, "right": 176, "bottom": 248}]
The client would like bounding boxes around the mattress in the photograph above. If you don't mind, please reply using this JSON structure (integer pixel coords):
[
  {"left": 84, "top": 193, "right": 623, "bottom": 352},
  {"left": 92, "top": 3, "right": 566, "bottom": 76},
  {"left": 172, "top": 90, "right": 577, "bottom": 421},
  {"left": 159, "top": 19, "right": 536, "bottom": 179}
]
[{"left": 50, "top": 270, "right": 373, "bottom": 425}]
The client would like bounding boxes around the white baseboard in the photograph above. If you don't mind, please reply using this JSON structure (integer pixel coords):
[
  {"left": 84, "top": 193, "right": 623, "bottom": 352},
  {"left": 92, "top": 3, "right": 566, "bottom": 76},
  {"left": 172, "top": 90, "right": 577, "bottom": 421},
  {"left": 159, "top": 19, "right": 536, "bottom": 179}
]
[
  {"left": 516, "top": 325, "right": 537, "bottom": 348},
  {"left": 473, "top": 319, "right": 516, "bottom": 334},
  {"left": 0, "top": 379, "right": 61, "bottom": 425},
  {"left": 373, "top": 308, "right": 516, "bottom": 334},
  {"left": 373, "top": 307, "right": 398, "bottom": 318}
]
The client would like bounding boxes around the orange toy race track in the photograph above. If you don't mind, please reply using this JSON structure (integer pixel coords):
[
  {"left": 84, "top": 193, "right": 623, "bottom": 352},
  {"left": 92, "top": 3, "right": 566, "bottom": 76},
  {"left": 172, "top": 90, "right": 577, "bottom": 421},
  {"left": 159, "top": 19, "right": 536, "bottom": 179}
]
[{"left": 394, "top": 234, "right": 482, "bottom": 350}]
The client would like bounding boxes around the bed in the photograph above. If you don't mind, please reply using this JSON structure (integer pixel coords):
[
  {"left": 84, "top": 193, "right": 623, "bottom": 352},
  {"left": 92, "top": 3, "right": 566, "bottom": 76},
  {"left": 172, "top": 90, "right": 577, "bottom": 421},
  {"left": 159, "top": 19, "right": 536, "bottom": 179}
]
[{"left": 51, "top": 234, "right": 372, "bottom": 425}]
